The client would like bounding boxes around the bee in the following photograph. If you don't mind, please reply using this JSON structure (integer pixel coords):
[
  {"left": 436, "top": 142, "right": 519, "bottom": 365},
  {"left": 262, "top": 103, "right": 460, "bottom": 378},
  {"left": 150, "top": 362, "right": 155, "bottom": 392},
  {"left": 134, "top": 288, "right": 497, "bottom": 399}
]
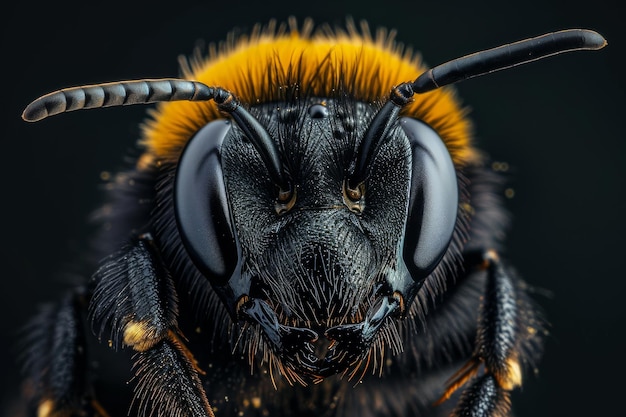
[{"left": 16, "top": 18, "right": 606, "bottom": 417}]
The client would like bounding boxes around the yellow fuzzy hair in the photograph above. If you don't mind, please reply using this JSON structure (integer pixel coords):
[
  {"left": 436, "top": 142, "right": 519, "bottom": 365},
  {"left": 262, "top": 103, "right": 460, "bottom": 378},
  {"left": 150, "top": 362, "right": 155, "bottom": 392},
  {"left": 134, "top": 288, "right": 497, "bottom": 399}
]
[{"left": 139, "top": 19, "right": 479, "bottom": 168}]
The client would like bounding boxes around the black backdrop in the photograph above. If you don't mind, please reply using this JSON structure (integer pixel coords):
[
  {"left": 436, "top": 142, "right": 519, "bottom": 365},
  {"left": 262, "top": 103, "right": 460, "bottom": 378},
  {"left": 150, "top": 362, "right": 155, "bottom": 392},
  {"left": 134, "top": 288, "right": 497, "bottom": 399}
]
[{"left": 2, "top": 1, "right": 624, "bottom": 416}]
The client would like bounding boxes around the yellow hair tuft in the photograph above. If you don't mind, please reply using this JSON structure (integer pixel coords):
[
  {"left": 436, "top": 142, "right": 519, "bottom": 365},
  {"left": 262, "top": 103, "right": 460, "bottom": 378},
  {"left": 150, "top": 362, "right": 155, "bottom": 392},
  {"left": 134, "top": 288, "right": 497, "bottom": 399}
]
[{"left": 141, "top": 19, "right": 478, "bottom": 167}]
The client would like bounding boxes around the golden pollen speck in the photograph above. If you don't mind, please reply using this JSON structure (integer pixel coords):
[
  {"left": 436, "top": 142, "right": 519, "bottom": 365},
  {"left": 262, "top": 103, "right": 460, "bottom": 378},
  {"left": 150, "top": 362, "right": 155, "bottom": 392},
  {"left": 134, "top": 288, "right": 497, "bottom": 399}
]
[
  {"left": 492, "top": 161, "right": 510, "bottom": 172},
  {"left": 37, "top": 399, "right": 54, "bottom": 417},
  {"left": 505, "top": 188, "right": 515, "bottom": 198},
  {"left": 501, "top": 358, "right": 523, "bottom": 390},
  {"left": 461, "top": 202, "right": 475, "bottom": 215}
]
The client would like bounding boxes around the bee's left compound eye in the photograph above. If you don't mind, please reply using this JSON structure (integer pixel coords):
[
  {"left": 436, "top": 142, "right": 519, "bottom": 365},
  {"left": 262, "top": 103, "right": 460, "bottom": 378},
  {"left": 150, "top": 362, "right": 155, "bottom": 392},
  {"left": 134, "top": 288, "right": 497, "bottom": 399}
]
[
  {"left": 174, "top": 120, "right": 238, "bottom": 286},
  {"left": 400, "top": 117, "right": 458, "bottom": 283}
]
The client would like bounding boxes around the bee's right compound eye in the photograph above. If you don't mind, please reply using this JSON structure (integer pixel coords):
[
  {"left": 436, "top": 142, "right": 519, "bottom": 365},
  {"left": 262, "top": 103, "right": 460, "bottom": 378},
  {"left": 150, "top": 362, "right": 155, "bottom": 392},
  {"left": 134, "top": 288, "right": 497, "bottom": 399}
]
[{"left": 174, "top": 120, "right": 238, "bottom": 286}]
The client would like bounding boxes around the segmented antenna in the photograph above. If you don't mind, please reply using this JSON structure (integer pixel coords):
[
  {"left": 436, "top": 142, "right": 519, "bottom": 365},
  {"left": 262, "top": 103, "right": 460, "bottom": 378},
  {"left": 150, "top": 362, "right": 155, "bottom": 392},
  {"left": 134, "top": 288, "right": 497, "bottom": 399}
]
[
  {"left": 22, "top": 79, "right": 214, "bottom": 122},
  {"left": 350, "top": 28, "right": 607, "bottom": 185},
  {"left": 412, "top": 29, "right": 607, "bottom": 93},
  {"left": 22, "top": 79, "right": 288, "bottom": 191}
]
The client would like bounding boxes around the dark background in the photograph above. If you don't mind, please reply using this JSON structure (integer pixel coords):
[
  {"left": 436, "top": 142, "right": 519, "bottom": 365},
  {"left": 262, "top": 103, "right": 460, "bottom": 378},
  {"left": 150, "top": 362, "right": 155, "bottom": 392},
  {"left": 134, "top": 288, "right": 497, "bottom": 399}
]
[{"left": 2, "top": 1, "right": 623, "bottom": 416}]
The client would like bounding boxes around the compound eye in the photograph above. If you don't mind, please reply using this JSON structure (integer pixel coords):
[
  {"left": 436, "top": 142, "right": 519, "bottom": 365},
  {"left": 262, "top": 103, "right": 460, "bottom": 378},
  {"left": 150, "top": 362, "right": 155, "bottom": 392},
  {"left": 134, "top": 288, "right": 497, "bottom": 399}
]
[
  {"left": 400, "top": 117, "right": 458, "bottom": 283},
  {"left": 174, "top": 120, "right": 238, "bottom": 286}
]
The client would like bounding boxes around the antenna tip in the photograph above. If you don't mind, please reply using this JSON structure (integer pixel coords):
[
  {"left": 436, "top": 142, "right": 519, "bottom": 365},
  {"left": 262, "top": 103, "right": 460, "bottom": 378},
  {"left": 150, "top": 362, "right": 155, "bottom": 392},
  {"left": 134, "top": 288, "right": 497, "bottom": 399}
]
[
  {"left": 580, "top": 29, "right": 608, "bottom": 50},
  {"left": 22, "top": 101, "right": 45, "bottom": 122}
]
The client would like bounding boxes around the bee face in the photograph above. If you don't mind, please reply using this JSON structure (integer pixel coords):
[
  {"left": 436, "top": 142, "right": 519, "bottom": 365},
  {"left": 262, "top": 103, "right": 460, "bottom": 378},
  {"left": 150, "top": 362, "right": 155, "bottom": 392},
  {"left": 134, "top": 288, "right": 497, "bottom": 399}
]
[{"left": 221, "top": 99, "right": 413, "bottom": 379}]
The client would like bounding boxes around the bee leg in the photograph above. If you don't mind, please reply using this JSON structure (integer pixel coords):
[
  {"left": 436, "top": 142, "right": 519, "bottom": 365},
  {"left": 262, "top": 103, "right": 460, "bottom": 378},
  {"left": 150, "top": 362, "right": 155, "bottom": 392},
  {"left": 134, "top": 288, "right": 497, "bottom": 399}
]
[
  {"left": 90, "top": 233, "right": 213, "bottom": 417},
  {"left": 439, "top": 249, "right": 542, "bottom": 417},
  {"left": 451, "top": 373, "right": 509, "bottom": 417},
  {"left": 20, "top": 291, "right": 111, "bottom": 417}
]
